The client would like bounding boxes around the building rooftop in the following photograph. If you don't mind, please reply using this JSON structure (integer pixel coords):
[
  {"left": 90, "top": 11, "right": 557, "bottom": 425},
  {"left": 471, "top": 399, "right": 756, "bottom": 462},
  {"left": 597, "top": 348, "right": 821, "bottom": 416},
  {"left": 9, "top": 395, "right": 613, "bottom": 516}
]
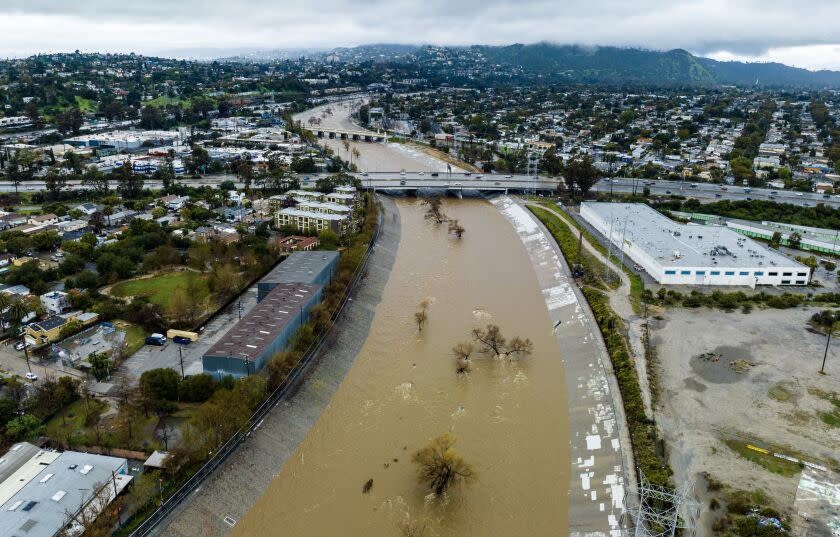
[
  {"left": 0, "top": 444, "right": 60, "bottom": 507},
  {"left": 0, "top": 449, "right": 129, "bottom": 537},
  {"left": 260, "top": 251, "right": 340, "bottom": 287},
  {"left": 582, "top": 202, "right": 805, "bottom": 270},
  {"left": 203, "top": 282, "right": 322, "bottom": 363},
  {"left": 278, "top": 208, "right": 346, "bottom": 221}
]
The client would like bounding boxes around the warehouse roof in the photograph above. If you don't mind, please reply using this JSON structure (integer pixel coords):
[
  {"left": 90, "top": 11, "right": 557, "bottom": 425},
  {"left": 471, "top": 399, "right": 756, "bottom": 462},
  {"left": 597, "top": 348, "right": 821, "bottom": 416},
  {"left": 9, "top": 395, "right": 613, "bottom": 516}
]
[
  {"left": 583, "top": 202, "right": 805, "bottom": 270},
  {"left": 0, "top": 450, "right": 129, "bottom": 537},
  {"left": 203, "top": 282, "right": 322, "bottom": 363},
  {"left": 260, "top": 251, "right": 339, "bottom": 286}
]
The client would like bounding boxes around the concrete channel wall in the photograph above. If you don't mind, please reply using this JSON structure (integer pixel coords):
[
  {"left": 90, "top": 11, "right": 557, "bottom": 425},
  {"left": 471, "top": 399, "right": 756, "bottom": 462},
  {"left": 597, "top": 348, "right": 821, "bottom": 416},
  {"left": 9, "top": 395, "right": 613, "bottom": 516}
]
[{"left": 492, "top": 196, "right": 634, "bottom": 536}]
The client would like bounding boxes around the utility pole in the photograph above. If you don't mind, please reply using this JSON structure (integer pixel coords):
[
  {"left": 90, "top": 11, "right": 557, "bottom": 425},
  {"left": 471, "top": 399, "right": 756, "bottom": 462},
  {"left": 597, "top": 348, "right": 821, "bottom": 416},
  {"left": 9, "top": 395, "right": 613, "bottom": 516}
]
[
  {"left": 821, "top": 324, "right": 833, "bottom": 375},
  {"left": 178, "top": 346, "right": 185, "bottom": 379}
]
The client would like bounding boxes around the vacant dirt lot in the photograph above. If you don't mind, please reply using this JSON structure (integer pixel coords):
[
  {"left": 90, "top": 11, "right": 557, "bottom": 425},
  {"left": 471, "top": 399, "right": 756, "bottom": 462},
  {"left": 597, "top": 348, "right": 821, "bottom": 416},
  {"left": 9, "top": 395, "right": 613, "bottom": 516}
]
[{"left": 651, "top": 305, "right": 840, "bottom": 525}]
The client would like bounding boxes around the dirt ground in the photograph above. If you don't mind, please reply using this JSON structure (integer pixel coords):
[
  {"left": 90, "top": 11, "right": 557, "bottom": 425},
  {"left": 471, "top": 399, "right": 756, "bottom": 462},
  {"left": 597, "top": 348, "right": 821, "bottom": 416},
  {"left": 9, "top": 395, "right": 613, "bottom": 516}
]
[{"left": 651, "top": 305, "right": 840, "bottom": 527}]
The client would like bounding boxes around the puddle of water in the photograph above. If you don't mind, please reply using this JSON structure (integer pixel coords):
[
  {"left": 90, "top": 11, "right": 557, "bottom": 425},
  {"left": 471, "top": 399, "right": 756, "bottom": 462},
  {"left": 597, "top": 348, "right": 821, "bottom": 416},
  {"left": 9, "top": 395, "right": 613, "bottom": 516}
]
[{"left": 232, "top": 199, "right": 570, "bottom": 536}]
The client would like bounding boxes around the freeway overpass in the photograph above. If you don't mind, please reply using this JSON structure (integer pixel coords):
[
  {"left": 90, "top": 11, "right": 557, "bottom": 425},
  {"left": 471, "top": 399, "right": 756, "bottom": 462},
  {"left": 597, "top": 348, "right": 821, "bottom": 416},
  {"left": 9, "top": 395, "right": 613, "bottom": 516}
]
[
  {"left": 350, "top": 172, "right": 560, "bottom": 195},
  {"left": 312, "top": 127, "right": 386, "bottom": 142}
]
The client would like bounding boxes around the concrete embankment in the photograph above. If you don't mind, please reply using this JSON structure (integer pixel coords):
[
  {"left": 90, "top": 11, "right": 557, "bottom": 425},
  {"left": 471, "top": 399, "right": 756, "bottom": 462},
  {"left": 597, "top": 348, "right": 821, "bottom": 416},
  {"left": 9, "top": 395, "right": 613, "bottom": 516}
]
[
  {"left": 492, "top": 196, "right": 632, "bottom": 536},
  {"left": 155, "top": 196, "right": 401, "bottom": 537}
]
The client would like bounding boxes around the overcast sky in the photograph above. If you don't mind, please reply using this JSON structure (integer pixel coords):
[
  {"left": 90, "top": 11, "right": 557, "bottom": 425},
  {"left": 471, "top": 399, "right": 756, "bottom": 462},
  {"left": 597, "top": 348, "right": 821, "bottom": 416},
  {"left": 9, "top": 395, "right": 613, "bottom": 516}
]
[{"left": 2, "top": 1, "right": 839, "bottom": 70}]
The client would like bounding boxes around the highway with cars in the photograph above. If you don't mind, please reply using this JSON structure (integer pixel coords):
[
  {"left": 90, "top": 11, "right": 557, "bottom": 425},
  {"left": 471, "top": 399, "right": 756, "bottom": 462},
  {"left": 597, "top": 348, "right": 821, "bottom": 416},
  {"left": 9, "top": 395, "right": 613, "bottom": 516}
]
[{"left": 593, "top": 177, "right": 840, "bottom": 207}]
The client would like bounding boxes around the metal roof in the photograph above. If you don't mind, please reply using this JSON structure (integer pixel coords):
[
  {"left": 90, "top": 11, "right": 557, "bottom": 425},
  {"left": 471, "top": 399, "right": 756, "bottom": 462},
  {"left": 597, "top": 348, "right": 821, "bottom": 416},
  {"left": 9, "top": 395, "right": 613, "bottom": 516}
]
[
  {"left": 583, "top": 202, "right": 806, "bottom": 270},
  {"left": 0, "top": 450, "right": 128, "bottom": 537},
  {"left": 203, "top": 282, "right": 322, "bottom": 363},
  {"left": 260, "top": 251, "right": 339, "bottom": 287}
]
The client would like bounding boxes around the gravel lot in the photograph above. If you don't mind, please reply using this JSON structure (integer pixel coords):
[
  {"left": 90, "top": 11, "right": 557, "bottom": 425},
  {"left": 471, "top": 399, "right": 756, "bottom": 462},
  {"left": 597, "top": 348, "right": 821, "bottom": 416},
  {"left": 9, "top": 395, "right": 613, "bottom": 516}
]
[{"left": 651, "top": 305, "right": 840, "bottom": 528}]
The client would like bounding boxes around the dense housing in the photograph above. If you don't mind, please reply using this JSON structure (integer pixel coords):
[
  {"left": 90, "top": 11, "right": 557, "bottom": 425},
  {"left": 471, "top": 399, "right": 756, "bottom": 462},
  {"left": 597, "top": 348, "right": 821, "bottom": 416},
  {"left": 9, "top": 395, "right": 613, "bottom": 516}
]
[
  {"left": 257, "top": 251, "right": 339, "bottom": 302},
  {"left": 202, "top": 282, "right": 323, "bottom": 378},
  {"left": 581, "top": 202, "right": 810, "bottom": 286}
]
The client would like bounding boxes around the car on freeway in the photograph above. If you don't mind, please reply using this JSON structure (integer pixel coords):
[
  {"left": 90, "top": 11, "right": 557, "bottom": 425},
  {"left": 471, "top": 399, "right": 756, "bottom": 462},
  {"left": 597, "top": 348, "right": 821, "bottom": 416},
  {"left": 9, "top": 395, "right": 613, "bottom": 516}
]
[
  {"left": 399, "top": 180, "right": 406, "bottom": 185},
  {"left": 453, "top": 182, "right": 462, "bottom": 186},
  {"left": 690, "top": 183, "right": 698, "bottom": 188},
  {"left": 361, "top": 172, "right": 368, "bottom": 177},
  {"left": 431, "top": 172, "right": 438, "bottom": 177},
  {"left": 464, "top": 173, "right": 471, "bottom": 176},
  {"left": 746, "top": 197, "right": 753, "bottom": 200},
  {"left": 400, "top": 171, "right": 406, "bottom": 176},
  {"left": 505, "top": 175, "right": 513, "bottom": 178},
  {"left": 494, "top": 181, "right": 501, "bottom": 185},
  {"left": 796, "top": 192, "right": 803, "bottom": 196},
  {"left": 715, "top": 193, "right": 722, "bottom": 197},
  {"left": 475, "top": 175, "right": 483, "bottom": 179},
  {"left": 25, "top": 373, "right": 38, "bottom": 381},
  {"left": 418, "top": 172, "right": 425, "bottom": 176},
  {"left": 665, "top": 190, "right": 671, "bottom": 194}
]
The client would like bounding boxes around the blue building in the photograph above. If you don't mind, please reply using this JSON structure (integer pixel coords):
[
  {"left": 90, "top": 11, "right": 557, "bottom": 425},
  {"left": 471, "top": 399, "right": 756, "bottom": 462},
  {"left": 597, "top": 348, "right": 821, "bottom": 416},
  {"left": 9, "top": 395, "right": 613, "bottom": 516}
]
[
  {"left": 202, "top": 283, "right": 323, "bottom": 379},
  {"left": 257, "top": 251, "right": 339, "bottom": 302}
]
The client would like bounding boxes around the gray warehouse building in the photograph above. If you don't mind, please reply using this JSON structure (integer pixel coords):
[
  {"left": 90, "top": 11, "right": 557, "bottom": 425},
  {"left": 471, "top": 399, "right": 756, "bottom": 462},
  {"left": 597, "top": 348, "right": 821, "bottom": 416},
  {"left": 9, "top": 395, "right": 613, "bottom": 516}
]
[
  {"left": 257, "top": 251, "right": 339, "bottom": 302},
  {"left": 202, "top": 283, "right": 323, "bottom": 378}
]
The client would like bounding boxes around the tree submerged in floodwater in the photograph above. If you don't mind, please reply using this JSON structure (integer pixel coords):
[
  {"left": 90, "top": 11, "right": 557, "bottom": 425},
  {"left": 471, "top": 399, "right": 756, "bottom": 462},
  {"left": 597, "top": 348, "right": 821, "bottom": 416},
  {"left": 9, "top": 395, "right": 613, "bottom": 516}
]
[
  {"left": 471, "top": 324, "right": 533, "bottom": 358},
  {"left": 412, "top": 433, "right": 475, "bottom": 496}
]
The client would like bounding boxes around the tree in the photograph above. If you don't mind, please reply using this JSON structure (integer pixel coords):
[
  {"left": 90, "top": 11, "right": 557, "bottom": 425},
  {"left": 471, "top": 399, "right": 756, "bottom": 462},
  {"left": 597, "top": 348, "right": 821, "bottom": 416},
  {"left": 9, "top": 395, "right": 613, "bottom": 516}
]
[
  {"left": 422, "top": 197, "right": 446, "bottom": 224},
  {"left": 564, "top": 155, "right": 599, "bottom": 197},
  {"left": 412, "top": 433, "right": 475, "bottom": 496},
  {"left": 788, "top": 231, "right": 802, "bottom": 250},
  {"left": 88, "top": 352, "right": 112, "bottom": 382},
  {"left": 57, "top": 107, "right": 83, "bottom": 135},
  {"left": 448, "top": 219, "right": 465, "bottom": 239},
  {"left": 769, "top": 231, "right": 782, "bottom": 249},
  {"left": 452, "top": 342, "right": 473, "bottom": 373},
  {"left": 82, "top": 166, "right": 109, "bottom": 194},
  {"left": 6, "top": 414, "right": 45, "bottom": 441},
  {"left": 471, "top": 324, "right": 533, "bottom": 358}
]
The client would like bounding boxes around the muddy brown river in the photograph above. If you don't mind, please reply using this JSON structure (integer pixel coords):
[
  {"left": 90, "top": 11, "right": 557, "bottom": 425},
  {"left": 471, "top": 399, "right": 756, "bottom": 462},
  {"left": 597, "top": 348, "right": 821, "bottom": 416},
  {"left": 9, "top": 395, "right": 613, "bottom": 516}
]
[{"left": 232, "top": 198, "right": 570, "bottom": 536}]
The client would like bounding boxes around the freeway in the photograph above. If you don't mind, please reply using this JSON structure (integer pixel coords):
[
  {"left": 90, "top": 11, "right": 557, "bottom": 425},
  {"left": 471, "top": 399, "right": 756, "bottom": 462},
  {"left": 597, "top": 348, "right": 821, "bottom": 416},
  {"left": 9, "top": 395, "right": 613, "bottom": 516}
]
[
  {"left": 594, "top": 177, "right": 840, "bottom": 208},
  {"left": 0, "top": 171, "right": 560, "bottom": 193}
]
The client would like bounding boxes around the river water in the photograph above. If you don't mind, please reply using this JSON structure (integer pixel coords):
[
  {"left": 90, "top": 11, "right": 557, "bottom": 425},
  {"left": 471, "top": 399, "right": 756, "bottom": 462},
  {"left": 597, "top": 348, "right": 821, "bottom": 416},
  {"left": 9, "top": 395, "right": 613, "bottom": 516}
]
[
  {"left": 231, "top": 198, "right": 570, "bottom": 536},
  {"left": 294, "top": 102, "right": 465, "bottom": 173}
]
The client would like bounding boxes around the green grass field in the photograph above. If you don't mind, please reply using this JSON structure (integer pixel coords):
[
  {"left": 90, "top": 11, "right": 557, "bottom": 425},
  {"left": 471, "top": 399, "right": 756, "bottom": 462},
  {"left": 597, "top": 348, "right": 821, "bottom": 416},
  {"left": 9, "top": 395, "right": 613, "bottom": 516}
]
[
  {"left": 74, "top": 96, "right": 99, "bottom": 113},
  {"left": 110, "top": 271, "right": 210, "bottom": 311}
]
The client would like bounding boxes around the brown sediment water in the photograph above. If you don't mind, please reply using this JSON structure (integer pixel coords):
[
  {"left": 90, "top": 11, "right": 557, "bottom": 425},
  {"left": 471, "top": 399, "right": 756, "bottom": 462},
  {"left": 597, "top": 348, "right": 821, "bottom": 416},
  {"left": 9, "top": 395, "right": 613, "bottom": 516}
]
[{"left": 232, "top": 198, "right": 570, "bottom": 536}]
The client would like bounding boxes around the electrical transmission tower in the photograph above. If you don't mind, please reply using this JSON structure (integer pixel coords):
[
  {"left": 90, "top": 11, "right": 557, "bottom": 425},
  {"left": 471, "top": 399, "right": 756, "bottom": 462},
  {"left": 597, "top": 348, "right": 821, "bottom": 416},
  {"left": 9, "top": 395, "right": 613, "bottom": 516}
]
[{"left": 625, "top": 473, "right": 700, "bottom": 537}]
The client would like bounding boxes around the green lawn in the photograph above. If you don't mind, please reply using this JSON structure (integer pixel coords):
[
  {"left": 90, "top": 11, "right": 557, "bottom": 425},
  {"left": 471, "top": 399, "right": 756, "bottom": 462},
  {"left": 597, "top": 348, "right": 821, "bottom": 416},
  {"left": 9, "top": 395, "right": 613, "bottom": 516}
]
[
  {"left": 45, "top": 398, "right": 109, "bottom": 447},
  {"left": 74, "top": 96, "right": 99, "bottom": 113},
  {"left": 110, "top": 271, "right": 210, "bottom": 311},
  {"left": 113, "top": 319, "right": 147, "bottom": 358}
]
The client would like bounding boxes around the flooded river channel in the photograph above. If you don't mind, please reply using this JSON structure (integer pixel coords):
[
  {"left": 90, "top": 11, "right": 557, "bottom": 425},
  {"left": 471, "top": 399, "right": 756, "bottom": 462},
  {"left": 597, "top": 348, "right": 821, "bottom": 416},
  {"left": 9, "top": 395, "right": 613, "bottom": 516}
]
[{"left": 232, "top": 198, "right": 571, "bottom": 536}]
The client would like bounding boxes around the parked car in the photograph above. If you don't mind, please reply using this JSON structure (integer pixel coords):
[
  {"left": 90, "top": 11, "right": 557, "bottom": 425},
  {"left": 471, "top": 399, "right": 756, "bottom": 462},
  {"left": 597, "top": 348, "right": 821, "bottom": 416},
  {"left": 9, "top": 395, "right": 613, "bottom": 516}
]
[
  {"left": 145, "top": 333, "right": 167, "bottom": 346},
  {"left": 25, "top": 372, "right": 37, "bottom": 381},
  {"left": 173, "top": 336, "right": 192, "bottom": 345},
  {"left": 14, "top": 342, "right": 25, "bottom": 351}
]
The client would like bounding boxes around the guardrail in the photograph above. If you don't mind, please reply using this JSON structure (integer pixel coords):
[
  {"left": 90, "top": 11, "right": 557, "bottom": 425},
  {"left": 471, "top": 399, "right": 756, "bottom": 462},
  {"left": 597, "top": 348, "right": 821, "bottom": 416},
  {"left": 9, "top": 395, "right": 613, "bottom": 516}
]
[{"left": 126, "top": 200, "right": 383, "bottom": 537}]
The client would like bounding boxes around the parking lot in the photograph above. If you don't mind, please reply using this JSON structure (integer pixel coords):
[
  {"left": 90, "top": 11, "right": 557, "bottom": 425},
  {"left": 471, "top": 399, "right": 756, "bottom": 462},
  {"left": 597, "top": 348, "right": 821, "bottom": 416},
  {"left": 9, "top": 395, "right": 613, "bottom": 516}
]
[{"left": 117, "top": 287, "right": 259, "bottom": 387}]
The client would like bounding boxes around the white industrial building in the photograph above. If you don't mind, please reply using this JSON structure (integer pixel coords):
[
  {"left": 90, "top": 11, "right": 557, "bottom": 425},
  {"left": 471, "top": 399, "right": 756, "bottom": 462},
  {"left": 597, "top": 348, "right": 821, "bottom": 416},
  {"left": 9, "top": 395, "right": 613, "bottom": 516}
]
[{"left": 580, "top": 202, "right": 811, "bottom": 287}]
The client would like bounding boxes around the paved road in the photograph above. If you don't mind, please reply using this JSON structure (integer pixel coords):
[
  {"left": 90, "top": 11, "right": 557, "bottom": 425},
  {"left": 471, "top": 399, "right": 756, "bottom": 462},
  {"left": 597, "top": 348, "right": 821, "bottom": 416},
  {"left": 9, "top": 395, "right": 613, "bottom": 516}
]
[
  {"left": 115, "top": 288, "right": 259, "bottom": 390},
  {"left": 492, "top": 196, "right": 631, "bottom": 536},
  {"left": 594, "top": 177, "right": 840, "bottom": 208}
]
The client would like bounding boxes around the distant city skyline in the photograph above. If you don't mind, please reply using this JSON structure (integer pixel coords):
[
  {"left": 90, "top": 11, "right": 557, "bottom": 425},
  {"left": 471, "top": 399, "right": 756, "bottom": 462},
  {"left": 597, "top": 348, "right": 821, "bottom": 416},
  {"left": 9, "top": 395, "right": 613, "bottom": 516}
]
[{"left": 2, "top": 1, "right": 840, "bottom": 70}]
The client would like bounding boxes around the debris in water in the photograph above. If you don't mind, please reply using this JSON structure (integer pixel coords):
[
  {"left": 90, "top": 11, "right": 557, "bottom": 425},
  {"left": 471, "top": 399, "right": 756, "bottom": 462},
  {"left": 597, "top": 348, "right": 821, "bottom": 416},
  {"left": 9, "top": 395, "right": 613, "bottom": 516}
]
[
  {"left": 729, "top": 360, "right": 755, "bottom": 374},
  {"left": 362, "top": 479, "right": 373, "bottom": 493}
]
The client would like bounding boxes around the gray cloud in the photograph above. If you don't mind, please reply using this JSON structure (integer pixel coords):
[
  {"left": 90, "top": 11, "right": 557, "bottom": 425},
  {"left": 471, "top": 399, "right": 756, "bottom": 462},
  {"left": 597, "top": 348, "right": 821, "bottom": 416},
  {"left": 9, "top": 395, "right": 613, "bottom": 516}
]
[{"left": 1, "top": 0, "right": 839, "bottom": 67}]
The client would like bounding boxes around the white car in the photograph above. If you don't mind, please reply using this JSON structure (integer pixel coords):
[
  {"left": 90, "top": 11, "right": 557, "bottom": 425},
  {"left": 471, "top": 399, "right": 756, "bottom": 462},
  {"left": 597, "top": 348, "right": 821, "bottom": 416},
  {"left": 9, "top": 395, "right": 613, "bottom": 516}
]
[
  {"left": 418, "top": 172, "right": 425, "bottom": 176},
  {"left": 453, "top": 182, "right": 462, "bottom": 186},
  {"left": 25, "top": 373, "right": 37, "bottom": 381},
  {"left": 505, "top": 175, "right": 513, "bottom": 178},
  {"left": 796, "top": 192, "right": 803, "bottom": 196}
]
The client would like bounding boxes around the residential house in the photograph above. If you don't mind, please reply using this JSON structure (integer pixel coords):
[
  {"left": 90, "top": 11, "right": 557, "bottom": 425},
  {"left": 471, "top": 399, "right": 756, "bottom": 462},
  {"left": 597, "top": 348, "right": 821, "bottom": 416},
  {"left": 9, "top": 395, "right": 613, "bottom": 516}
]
[
  {"left": 40, "top": 291, "right": 69, "bottom": 315},
  {"left": 24, "top": 311, "right": 98, "bottom": 347},
  {"left": 27, "top": 213, "right": 58, "bottom": 226}
]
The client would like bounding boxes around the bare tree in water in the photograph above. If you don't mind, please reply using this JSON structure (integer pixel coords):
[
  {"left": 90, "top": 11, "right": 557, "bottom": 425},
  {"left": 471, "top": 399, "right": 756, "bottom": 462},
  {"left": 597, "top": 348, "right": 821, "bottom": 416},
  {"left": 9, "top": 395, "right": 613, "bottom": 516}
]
[{"left": 412, "top": 433, "right": 475, "bottom": 495}]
